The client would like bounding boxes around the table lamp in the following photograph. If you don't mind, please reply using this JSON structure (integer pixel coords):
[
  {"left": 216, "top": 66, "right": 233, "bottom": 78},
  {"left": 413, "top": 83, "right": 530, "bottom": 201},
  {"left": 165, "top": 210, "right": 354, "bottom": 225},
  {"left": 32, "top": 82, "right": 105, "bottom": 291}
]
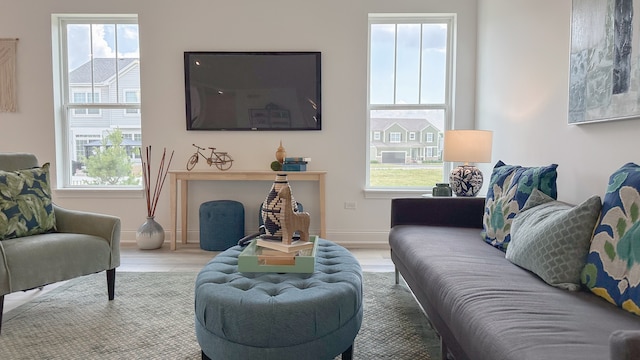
[{"left": 443, "top": 130, "right": 493, "bottom": 197}]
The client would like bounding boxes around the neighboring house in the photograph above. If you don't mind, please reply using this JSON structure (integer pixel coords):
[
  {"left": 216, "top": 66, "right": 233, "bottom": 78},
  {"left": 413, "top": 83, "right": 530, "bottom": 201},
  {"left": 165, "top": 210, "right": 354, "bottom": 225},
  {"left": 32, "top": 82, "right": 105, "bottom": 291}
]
[
  {"left": 370, "top": 118, "right": 442, "bottom": 164},
  {"left": 69, "top": 58, "right": 141, "bottom": 163}
]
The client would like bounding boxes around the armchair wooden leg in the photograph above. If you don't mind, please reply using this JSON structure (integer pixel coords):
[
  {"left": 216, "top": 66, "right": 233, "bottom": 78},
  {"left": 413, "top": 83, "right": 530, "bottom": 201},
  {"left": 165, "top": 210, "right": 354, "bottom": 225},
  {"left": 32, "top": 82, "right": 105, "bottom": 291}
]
[{"left": 106, "top": 268, "right": 116, "bottom": 301}]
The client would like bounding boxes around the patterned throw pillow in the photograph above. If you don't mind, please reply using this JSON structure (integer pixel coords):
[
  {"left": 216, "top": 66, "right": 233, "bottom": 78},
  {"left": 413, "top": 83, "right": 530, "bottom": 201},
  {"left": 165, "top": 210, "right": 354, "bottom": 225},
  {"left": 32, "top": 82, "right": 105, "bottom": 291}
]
[
  {"left": 483, "top": 161, "right": 558, "bottom": 251},
  {"left": 506, "top": 189, "right": 601, "bottom": 291},
  {"left": 0, "top": 163, "right": 56, "bottom": 240},
  {"left": 582, "top": 162, "right": 640, "bottom": 315}
]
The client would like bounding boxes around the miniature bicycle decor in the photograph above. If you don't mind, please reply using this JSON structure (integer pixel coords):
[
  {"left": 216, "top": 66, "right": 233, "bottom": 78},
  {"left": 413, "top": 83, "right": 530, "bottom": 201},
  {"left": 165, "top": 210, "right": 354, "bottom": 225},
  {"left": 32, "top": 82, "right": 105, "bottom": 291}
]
[{"left": 186, "top": 144, "right": 233, "bottom": 171}]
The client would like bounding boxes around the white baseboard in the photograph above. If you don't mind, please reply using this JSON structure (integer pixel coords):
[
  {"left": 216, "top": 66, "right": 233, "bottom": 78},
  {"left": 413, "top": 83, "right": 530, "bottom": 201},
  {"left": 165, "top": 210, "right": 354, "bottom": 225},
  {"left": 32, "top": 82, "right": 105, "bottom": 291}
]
[{"left": 120, "top": 229, "right": 390, "bottom": 249}]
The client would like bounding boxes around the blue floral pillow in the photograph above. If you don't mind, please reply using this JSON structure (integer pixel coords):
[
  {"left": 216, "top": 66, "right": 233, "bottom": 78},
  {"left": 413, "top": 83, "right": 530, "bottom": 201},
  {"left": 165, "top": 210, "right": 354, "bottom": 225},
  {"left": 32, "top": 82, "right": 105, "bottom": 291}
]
[
  {"left": 0, "top": 163, "right": 56, "bottom": 240},
  {"left": 483, "top": 161, "right": 558, "bottom": 251},
  {"left": 581, "top": 163, "right": 640, "bottom": 315}
]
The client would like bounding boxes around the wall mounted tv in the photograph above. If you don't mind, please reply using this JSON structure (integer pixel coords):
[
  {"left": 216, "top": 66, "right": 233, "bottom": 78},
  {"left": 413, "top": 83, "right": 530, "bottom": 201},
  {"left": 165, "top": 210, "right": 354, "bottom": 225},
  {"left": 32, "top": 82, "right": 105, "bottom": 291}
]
[{"left": 184, "top": 51, "right": 321, "bottom": 131}]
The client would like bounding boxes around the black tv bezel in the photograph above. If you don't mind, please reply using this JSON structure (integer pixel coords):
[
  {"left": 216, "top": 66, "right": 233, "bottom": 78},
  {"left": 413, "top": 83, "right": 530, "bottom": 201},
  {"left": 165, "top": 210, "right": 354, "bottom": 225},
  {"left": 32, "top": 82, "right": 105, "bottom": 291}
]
[{"left": 184, "top": 51, "right": 322, "bottom": 131}]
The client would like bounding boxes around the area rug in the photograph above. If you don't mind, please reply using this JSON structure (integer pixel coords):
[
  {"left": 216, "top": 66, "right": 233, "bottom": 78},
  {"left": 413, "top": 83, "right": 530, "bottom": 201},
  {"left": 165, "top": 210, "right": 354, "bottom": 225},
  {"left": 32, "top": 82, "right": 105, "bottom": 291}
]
[{"left": 0, "top": 272, "right": 439, "bottom": 359}]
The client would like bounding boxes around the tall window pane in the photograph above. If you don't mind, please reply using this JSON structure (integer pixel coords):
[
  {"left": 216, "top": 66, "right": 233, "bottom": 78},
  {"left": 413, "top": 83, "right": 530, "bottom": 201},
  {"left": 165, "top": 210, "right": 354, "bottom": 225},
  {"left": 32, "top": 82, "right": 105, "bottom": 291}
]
[
  {"left": 395, "top": 24, "right": 421, "bottom": 104},
  {"left": 421, "top": 24, "right": 447, "bottom": 104},
  {"left": 370, "top": 24, "right": 396, "bottom": 105}
]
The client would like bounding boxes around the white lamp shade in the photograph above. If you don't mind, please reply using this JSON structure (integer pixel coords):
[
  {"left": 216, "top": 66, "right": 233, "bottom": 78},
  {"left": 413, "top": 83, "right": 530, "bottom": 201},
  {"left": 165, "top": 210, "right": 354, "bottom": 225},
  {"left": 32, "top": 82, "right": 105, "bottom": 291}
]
[{"left": 443, "top": 130, "right": 493, "bottom": 163}]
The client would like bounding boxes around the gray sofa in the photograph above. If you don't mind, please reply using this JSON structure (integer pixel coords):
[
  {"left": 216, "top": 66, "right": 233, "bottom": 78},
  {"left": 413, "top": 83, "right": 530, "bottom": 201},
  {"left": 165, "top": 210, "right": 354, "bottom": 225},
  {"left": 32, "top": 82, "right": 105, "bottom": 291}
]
[
  {"left": 0, "top": 153, "right": 121, "bottom": 333},
  {"left": 389, "top": 197, "right": 640, "bottom": 360}
]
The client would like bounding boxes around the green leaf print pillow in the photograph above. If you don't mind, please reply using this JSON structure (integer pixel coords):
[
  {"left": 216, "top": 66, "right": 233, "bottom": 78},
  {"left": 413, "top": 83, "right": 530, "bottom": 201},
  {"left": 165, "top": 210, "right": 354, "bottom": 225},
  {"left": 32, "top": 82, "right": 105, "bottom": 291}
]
[
  {"left": 582, "top": 162, "right": 640, "bottom": 315},
  {"left": 0, "top": 163, "right": 56, "bottom": 240}
]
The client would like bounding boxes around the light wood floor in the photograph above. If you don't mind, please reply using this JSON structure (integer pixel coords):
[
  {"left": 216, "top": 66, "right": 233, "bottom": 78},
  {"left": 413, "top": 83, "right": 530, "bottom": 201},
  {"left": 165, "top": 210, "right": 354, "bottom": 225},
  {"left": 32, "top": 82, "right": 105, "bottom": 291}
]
[{"left": 3, "top": 242, "right": 393, "bottom": 314}]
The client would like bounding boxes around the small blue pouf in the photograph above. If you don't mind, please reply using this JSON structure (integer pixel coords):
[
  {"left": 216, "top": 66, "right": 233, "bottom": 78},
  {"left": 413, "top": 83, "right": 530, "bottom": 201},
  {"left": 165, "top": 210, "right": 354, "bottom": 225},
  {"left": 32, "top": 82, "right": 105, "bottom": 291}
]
[{"left": 199, "top": 200, "right": 245, "bottom": 251}]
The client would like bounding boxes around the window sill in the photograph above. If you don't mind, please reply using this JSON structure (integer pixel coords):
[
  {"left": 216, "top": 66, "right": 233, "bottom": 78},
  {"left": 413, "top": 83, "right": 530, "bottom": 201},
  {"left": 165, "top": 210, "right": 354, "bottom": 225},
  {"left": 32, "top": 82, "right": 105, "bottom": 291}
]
[
  {"left": 54, "top": 187, "right": 144, "bottom": 199},
  {"left": 363, "top": 188, "right": 431, "bottom": 199}
]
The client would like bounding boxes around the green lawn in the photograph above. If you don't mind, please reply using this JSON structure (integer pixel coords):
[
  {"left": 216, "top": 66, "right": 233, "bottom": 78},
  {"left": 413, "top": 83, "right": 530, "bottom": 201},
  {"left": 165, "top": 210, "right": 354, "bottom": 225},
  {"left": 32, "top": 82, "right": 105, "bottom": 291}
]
[{"left": 369, "top": 163, "right": 444, "bottom": 187}]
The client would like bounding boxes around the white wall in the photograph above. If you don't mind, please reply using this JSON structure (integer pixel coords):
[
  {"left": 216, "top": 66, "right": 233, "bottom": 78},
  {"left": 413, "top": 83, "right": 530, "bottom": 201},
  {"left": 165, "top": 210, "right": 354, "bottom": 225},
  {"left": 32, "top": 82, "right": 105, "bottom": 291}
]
[
  {"left": 0, "top": 0, "right": 478, "bottom": 246},
  {"left": 477, "top": 0, "right": 640, "bottom": 204}
]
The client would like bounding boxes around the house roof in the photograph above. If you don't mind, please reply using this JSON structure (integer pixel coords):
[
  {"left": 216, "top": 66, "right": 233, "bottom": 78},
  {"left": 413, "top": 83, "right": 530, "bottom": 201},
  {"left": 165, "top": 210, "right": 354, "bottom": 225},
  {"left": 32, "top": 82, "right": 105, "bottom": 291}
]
[{"left": 69, "top": 58, "right": 138, "bottom": 84}]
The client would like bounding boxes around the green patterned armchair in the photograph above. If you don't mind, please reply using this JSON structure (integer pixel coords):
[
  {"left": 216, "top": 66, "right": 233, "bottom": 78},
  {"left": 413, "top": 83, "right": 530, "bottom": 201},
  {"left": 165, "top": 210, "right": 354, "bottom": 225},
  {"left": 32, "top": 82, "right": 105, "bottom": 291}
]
[{"left": 0, "top": 153, "right": 120, "bottom": 334}]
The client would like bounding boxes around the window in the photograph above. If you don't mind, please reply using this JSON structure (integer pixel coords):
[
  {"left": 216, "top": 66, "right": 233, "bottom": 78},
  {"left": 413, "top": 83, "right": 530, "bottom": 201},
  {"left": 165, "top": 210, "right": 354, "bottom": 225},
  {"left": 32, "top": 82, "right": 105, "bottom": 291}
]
[
  {"left": 52, "top": 14, "right": 141, "bottom": 188},
  {"left": 124, "top": 89, "right": 140, "bottom": 115},
  {"left": 426, "top": 147, "right": 437, "bottom": 158},
  {"left": 367, "top": 14, "right": 454, "bottom": 189},
  {"left": 72, "top": 91, "right": 100, "bottom": 115},
  {"left": 426, "top": 133, "right": 434, "bottom": 143},
  {"left": 373, "top": 131, "right": 381, "bottom": 141},
  {"left": 409, "top": 132, "right": 416, "bottom": 141}
]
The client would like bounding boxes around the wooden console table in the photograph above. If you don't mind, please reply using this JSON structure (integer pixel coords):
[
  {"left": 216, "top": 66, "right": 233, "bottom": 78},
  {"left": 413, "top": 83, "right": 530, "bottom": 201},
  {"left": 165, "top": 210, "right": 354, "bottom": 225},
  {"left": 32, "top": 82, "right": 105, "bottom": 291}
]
[{"left": 169, "top": 170, "right": 327, "bottom": 250}]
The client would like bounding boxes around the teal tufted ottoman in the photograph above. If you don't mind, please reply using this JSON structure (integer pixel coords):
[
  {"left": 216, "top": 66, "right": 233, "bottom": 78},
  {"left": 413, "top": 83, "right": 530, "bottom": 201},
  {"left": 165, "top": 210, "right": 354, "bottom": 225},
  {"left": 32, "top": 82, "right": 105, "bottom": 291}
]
[{"left": 195, "top": 239, "right": 363, "bottom": 360}]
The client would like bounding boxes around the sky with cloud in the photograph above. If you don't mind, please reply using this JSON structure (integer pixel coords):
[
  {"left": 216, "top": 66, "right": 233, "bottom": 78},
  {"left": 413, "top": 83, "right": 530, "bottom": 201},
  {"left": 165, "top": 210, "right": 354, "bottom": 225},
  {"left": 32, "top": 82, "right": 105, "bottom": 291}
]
[{"left": 67, "top": 23, "right": 139, "bottom": 71}]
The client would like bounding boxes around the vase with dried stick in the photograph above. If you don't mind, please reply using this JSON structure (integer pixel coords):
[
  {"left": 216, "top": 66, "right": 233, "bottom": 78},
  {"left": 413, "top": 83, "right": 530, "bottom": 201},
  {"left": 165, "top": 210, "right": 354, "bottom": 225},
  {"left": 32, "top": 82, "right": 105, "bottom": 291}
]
[{"left": 136, "top": 146, "right": 174, "bottom": 250}]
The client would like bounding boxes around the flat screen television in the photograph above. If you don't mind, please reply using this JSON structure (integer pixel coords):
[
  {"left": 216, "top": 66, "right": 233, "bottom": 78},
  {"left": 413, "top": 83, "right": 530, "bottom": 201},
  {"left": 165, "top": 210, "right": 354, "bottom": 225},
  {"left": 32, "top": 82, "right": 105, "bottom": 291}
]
[{"left": 184, "top": 51, "right": 321, "bottom": 131}]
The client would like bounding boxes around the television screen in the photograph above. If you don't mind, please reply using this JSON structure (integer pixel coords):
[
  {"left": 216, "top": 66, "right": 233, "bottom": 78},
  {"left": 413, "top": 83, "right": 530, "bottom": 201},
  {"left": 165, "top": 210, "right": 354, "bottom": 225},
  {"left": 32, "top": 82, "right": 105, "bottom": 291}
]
[{"left": 184, "top": 51, "right": 321, "bottom": 131}]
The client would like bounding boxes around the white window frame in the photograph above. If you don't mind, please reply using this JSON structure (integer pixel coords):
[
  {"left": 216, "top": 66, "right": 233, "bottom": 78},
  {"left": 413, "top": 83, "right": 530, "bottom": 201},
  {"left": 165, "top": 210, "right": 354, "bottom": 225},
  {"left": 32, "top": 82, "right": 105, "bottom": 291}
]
[
  {"left": 373, "top": 131, "right": 381, "bottom": 141},
  {"left": 52, "top": 14, "right": 141, "bottom": 191},
  {"left": 409, "top": 132, "right": 416, "bottom": 141},
  {"left": 365, "top": 13, "right": 456, "bottom": 196},
  {"left": 389, "top": 132, "right": 402, "bottom": 143}
]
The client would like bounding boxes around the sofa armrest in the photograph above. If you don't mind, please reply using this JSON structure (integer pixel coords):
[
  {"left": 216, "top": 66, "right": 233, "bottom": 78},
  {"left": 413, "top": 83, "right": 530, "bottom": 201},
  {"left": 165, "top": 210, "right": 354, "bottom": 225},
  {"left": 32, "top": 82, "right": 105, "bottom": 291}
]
[
  {"left": 610, "top": 330, "right": 640, "bottom": 360},
  {"left": 53, "top": 204, "right": 121, "bottom": 267},
  {"left": 390, "top": 197, "right": 485, "bottom": 229}
]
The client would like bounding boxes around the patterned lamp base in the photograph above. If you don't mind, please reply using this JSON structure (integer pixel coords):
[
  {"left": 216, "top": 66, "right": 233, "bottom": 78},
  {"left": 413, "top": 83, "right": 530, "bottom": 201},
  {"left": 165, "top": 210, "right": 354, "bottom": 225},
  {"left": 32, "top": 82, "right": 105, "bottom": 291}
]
[{"left": 449, "top": 165, "right": 483, "bottom": 197}]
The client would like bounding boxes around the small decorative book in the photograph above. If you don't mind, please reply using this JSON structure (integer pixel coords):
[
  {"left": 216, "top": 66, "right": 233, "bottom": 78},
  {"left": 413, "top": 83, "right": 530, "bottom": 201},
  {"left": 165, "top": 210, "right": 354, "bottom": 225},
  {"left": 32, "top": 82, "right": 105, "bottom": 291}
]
[{"left": 238, "top": 235, "right": 318, "bottom": 273}]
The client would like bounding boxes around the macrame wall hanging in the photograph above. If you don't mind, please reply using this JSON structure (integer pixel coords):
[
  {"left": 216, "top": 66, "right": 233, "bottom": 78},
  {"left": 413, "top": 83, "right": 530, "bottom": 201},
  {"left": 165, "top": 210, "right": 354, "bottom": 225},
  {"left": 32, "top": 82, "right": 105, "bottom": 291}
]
[{"left": 0, "top": 38, "right": 18, "bottom": 112}]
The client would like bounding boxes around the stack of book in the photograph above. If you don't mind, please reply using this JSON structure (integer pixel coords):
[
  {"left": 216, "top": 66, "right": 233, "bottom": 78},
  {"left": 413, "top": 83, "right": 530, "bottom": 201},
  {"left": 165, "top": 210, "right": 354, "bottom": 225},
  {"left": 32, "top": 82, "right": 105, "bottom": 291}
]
[
  {"left": 255, "top": 238, "right": 315, "bottom": 265},
  {"left": 282, "top": 157, "right": 310, "bottom": 171}
]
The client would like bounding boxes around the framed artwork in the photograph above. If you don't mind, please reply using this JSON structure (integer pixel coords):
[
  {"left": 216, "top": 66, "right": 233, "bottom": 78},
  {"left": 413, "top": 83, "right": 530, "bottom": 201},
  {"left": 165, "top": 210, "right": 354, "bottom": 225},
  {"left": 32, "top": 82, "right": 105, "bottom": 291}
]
[{"left": 569, "top": 0, "right": 640, "bottom": 124}]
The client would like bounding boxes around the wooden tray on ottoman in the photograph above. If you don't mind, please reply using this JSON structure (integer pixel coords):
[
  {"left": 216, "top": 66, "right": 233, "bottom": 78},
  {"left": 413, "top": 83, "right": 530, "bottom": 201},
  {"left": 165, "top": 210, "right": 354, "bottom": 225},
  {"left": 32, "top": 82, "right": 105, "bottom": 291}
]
[{"left": 238, "top": 235, "right": 319, "bottom": 273}]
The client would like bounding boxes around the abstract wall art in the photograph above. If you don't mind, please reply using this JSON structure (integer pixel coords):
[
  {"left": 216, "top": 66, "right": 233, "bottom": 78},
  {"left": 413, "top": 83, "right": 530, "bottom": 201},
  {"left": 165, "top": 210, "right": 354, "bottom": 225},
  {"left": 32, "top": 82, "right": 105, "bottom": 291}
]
[{"left": 569, "top": 0, "right": 640, "bottom": 124}]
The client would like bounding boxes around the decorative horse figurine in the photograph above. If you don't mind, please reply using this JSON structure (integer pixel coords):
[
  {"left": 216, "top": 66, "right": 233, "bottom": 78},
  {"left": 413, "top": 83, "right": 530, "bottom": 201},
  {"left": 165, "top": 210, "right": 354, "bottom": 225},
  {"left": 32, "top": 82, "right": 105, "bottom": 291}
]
[{"left": 276, "top": 186, "right": 311, "bottom": 244}]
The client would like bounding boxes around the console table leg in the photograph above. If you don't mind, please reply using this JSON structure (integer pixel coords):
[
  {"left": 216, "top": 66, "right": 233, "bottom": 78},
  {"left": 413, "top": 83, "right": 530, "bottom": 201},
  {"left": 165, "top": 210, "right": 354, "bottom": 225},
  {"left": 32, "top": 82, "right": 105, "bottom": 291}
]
[
  {"left": 170, "top": 173, "right": 177, "bottom": 251},
  {"left": 181, "top": 180, "right": 189, "bottom": 244}
]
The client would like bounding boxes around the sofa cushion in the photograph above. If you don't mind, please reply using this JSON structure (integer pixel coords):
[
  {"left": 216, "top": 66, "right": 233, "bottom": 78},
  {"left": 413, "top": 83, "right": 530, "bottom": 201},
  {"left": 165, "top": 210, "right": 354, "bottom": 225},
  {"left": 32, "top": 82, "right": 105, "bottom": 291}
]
[
  {"left": 582, "top": 162, "right": 640, "bottom": 315},
  {"left": 0, "top": 163, "right": 56, "bottom": 240},
  {"left": 482, "top": 160, "right": 558, "bottom": 251},
  {"left": 506, "top": 189, "right": 601, "bottom": 291}
]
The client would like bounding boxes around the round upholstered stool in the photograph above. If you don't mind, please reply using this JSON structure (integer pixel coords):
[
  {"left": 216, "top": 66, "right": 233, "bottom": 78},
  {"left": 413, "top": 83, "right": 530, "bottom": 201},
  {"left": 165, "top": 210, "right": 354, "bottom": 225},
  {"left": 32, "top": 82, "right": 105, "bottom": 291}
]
[
  {"left": 199, "top": 200, "right": 245, "bottom": 251},
  {"left": 195, "top": 239, "right": 363, "bottom": 360}
]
